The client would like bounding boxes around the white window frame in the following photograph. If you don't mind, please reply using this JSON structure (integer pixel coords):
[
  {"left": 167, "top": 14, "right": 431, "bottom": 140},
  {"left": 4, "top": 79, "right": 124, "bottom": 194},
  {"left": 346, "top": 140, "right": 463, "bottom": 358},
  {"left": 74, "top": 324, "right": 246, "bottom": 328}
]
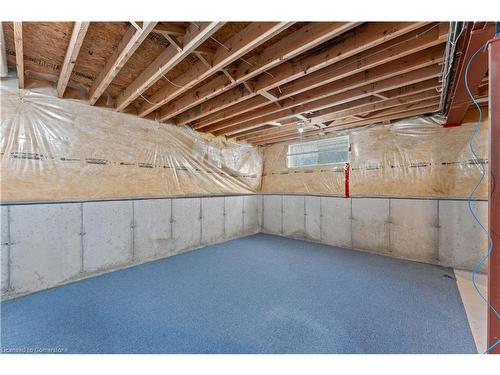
[{"left": 287, "top": 136, "right": 350, "bottom": 168}]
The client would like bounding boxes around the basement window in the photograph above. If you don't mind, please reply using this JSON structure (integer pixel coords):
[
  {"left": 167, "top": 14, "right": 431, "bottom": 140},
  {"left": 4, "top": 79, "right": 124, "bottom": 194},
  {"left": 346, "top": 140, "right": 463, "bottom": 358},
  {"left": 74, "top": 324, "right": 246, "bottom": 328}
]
[{"left": 287, "top": 136, "right": 350, "bottom": 168}]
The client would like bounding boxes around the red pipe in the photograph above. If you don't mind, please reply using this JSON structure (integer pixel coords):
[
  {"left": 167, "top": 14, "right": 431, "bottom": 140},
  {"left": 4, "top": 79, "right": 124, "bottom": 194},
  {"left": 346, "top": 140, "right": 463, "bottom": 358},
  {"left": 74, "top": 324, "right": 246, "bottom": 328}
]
[{"left": 344, "top": 162, "right": 350, "bottom": 198}]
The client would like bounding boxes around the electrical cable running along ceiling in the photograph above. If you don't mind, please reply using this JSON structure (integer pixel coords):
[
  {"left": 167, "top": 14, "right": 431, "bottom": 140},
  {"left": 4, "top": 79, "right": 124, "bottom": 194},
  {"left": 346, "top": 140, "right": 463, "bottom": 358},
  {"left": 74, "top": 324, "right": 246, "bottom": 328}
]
[{"left": 1, "top": 21, "right": 490, "bottom": 146}]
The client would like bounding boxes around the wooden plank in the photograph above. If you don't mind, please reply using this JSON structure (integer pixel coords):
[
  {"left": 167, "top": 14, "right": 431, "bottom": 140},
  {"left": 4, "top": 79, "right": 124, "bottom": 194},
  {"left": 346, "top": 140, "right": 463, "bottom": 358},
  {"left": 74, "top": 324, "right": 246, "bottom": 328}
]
[
  {"left": 206, "top": 46, "right": 444, "bottom": 135},
  {"left": 248, "top": 102, "right": 440, "bottom": 145},
  {"left": 157, "top": 22, "right": 360, "bottom": 121},
  {"left": 56, "top": 22, "right": 90, "bottom": 97},
  {"left": 12, "top": 22, "right": 24, "bottom": 89},
  {"left": 115, "top": 22, "right": 224, "bottom": 112},
  {"left": 178, "top": 22, "right": 442, "bottom": 126},
  {"left": 138, "top": 22, "right": 293, "bottom": 117},
  {"left": 89, "top": 22, "right": 158, "bottom": 105}
]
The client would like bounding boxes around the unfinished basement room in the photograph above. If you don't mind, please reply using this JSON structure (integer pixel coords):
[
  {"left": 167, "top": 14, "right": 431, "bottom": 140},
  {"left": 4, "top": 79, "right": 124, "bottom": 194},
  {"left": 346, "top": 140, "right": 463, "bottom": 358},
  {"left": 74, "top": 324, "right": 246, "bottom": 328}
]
[{"left": 1, "top": 2, "right": 499, "bottom": 366}]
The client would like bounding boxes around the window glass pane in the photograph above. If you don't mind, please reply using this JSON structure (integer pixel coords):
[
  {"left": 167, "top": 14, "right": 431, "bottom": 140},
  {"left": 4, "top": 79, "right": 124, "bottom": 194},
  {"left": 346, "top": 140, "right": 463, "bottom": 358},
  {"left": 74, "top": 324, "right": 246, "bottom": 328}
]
[{"left": 287, "top": 136, "right": 349, "bottom": 168}]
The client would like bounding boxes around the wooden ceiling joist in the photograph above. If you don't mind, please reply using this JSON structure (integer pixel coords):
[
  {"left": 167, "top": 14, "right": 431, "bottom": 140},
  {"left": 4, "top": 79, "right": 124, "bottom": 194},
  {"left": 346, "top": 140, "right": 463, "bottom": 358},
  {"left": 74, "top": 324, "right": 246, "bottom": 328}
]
[
  {"left": 236, "top": 77, "right": 441, "bottom": 141},
  {"left": 190, "top": 23, "right": 447, "bottom": 131},
  {"left": 223, "top": 68, "right": 441, "bottom": 137},
  {"left": 176, "top": 22, "right": 436, "bottom": 127},
  {"left": 247, "top": 101, "right": 440, "bottom": 145},
  {"left": 152, "top": 23, "right": 186, "bottom": 37},
  {"left": 115, "top": 22, "right": 224, "bottom": 112},
  {"left": 57, "top": 22, "right": 90, "bottom": 98},
  {"left": 157, "top": 22, "right": 360, "bottom": 121},
  {"left": 12, "top": 22, "right": 24, "bottom": 89},
  {"left": 206, "top": 46, "right": 444, "bottom": 136},
  {"left": 138, "top": 22, "right": 293, "bottom": 117},
  {"left": 88, "top": 22, "right": 158, "bottom": 105}
]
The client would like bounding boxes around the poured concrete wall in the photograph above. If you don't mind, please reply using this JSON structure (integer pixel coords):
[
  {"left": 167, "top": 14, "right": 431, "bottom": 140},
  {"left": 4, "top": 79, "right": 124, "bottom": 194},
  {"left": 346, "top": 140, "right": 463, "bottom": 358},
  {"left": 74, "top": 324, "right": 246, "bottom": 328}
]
[
  {"left": 1, "top": 194, "right": 486, "bottom": 300},
  {"left": 1, "top": 195, "right": 260, "bottom": 299},
  {"left": 260, "top": 194, "right": 488, "bottom": 272}
]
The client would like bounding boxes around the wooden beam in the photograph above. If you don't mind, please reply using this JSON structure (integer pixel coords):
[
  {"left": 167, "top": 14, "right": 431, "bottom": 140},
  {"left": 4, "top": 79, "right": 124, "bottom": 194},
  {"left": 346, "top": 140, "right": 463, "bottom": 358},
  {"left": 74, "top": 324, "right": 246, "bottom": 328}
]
[
  {"left": 237, "top": 78, "right": 440, "bottom": 141},
  {"left": 152, "top": 23, "right": 186, "bottom": 37},
  {"left": 180, "top": 22, "right": 445, "bottom": 127},
  {"left": 157, "top": 22, "right": 360, "bottom": 121},
  {"left": 12, "top": 22, "right": 24, "bottom": 89},
  {"left": 192, "top": 24, "right": 447, "bottom": 130},
  {"left": 248, "top": 102, "right": 440, "bottom": 145},
  {"left": 138, "top": 22, "right": 293, "bottom": 117},
  {"left": 57, "top": 22, "right": 90, "bottom": 98},
  {"left": 89, "top": 22, "right": 158, "bottom": 105},
  {"left": 231, "top": 79, "right": 440, "bottom": 138},
  {"left": 206, "top": 46, "right": 444, "bottom": 135},
  {"left": 444, "top": 22, "right": 495, "bottom": 126},
  {"left": 115, "top": 22, "right": 224, "bottom": 112},
  {"left": 487, "top": 33, "right": 500, "bottom": 355}
]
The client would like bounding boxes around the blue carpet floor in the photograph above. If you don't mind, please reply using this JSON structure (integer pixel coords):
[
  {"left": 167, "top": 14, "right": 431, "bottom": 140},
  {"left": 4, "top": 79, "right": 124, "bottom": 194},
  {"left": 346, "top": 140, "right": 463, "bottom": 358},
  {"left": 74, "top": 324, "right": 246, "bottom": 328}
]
[{"left": 1, "top": 234, "right": 475, "bottom": 354}]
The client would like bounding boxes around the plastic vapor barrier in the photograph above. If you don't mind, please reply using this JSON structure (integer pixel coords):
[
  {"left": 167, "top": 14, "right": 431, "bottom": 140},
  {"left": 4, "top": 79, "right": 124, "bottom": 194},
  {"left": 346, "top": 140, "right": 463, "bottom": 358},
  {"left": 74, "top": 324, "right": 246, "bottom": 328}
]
[
  {"left": 260, "top": 109, "right": 489, "bottom": 199},
  {"left": 0, "top": 82, "right": 262, "bottom": 202}
]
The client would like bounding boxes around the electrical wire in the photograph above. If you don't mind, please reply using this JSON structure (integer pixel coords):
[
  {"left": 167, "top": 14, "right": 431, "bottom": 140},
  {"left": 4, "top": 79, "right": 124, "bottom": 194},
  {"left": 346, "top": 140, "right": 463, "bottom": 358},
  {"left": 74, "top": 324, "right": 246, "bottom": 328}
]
[{"left": 464, "top": 41, "right": 500, "bottom": 354}]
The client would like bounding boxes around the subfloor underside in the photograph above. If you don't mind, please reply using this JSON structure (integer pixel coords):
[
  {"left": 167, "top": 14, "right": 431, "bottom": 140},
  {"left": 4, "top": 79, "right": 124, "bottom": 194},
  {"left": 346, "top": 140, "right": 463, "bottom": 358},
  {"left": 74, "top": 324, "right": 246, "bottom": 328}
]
[{"left": 0, "top": 234, "right": 475, "bottom": 354}]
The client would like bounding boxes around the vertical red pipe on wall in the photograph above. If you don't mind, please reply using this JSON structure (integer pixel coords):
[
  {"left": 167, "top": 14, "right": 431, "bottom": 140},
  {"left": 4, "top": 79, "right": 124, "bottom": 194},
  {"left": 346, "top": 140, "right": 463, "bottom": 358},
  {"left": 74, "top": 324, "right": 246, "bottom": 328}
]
[
  {"left": 344, "top": 162, "right": 350, "bottom": 198},
  {"left": 488, "top": 31, "right": 500, "bottom": 354}
]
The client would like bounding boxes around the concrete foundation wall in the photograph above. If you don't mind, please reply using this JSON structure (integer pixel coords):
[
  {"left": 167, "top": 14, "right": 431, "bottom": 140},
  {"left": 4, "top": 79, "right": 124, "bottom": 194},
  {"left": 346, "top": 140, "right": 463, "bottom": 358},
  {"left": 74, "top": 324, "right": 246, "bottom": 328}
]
[
  {"left": 0, "top": 194, "right": 487, "bottom": 299},
  {"left": 0, "top": 195, "right": 260, "bottom": 299},
  {"left": 261, "top": 195, "right": 488, "bottom": 272}
]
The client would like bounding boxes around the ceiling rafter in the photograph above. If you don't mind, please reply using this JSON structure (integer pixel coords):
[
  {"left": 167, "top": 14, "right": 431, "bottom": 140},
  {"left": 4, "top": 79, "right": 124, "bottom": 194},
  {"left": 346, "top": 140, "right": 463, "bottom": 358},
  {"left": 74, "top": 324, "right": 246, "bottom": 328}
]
[
  {"left": 57, "top": 22, "right": 90, "bottom": 98},
  {"left": 115, "top": 22, "right": 224, "bottom": 112},
  {"left": 88, "top": 22, "right": 158, "bottom": 105},
  {"left": 138, "top": 22, "right": 294, "bottom": 117}
]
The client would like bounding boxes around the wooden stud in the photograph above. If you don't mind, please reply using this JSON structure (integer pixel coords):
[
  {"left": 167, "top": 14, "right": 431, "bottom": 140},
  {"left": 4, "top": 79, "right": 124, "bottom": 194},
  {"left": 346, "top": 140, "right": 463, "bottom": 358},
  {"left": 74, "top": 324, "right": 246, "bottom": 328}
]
[
  {"left": 13, "top": 22, "right": 24, "bottom": 89},
  {"left": 115, "top": 22, "right": 224, "bottom": 112},
  {"left": 89, "top": 22, "right": 158, "bottom": 105}
]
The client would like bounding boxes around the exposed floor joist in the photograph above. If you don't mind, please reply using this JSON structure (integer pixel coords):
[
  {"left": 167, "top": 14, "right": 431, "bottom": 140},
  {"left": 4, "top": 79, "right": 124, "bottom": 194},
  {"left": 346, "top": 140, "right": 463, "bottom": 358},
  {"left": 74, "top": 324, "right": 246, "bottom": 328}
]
[
  {"left": 209, "top": 47, "right": 444, "bottom": 136},
  {"left": 115, "top": 22, "right": 224, "bottom": 111},
  {"left": 157, "top": 22, "right": 360, "bottom": 122},
  {"left": 138, "top": 22, "right": 293, "bottom": 117},
  {"left": 12, "top": 22, "right": 24, "bottom": 89},
  {"left": 178, "top": 22, "right": 438, "bottom": 128},
  {"left": 57, "top": 22, "right": 90, "bottom": 98},
  {"left": 88, "top": 22, "right": 158, "bottom": 105}
]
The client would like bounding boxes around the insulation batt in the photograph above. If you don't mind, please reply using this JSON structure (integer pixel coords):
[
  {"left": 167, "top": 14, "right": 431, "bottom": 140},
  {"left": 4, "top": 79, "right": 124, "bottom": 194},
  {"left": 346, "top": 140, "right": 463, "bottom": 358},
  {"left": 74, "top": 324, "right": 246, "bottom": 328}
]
[
  {"left": 0, "top": 82, "right": 262, "bottom": 202},
  {"left": 260, "top": 109, "right": 489, "bottom": 199}
]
